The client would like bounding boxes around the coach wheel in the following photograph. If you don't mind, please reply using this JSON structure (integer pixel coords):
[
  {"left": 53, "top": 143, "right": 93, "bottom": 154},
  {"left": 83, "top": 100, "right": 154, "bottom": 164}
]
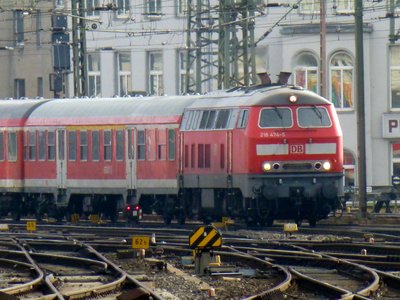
[
  {"left": 177, "top": 210, "right": 186, "bottom": 225},
  {"left": 308, "top": 218, "right": 317, "bottom": 227},
  {"left": 163, "top": 214, "right": 172, "bottom": 225}
]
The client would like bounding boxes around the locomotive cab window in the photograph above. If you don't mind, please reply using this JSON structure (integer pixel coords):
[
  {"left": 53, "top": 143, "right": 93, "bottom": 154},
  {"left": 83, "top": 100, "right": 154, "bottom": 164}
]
[
  {"left": 259, "top": 108, "right": 292, "bottom": 128},
  {"left": 237, "top": 109, "right": 249, "bottom": 129},
  {"left": 297, "top": 106, "right": 331, "bottom": 128}
]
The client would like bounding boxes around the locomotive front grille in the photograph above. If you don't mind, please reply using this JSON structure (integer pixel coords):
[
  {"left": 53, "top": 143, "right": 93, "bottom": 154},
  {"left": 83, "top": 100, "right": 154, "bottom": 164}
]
[{"left": 282, "top": 163, "right": 313, "bottom": 170}]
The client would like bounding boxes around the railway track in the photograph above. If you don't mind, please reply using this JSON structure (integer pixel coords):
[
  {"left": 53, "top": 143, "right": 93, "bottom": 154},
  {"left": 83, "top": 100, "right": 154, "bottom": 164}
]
[{"left": 0, "top": 222, "right": 400, "bottom": 298}]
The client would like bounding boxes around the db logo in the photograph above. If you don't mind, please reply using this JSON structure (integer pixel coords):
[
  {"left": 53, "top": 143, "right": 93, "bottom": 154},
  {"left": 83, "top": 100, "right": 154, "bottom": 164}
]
[{"left": 290, "top": 144, "right": 304, "bottom": 154}]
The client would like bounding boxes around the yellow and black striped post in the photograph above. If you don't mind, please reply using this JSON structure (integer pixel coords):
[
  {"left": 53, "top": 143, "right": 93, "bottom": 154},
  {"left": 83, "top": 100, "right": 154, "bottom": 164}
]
[
  {"left": 189, "top": 225, "right": 222, "bottom": 275},
  {"left": 189, "top": 225, "right": 222, "bottom": 250}
]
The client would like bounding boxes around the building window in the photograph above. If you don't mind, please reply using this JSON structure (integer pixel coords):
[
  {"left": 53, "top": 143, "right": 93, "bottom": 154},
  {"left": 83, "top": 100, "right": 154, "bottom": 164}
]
[
  {"left": 55, "top": 0, "right": 65, "bottom": 8},
  {"left": 148, "top": 52, "right": 163, "bottom": 95},
  {"left": 114, "top": 0, "right": 130, "bottom": 16},
  {"left": 104, "top": 130, "right": 112, "bottom": 161},
  {"left": 178, "top": 50, "right": 194, "bottom": 94},
  {"left": 80, "top": 131, "right": 88, "bottom": 161},
  {"left": 293, "top": 52, "right": 318, "bottom": 93},
  {"left": 14, "top": 10, "right": 24, "bottom": 46},
  {"left": 335, "top": 0, "right": 354, "bottom": 14},
  {"left": 390, "top": 45, "right": 400, "bottom": 108},
  {"left": 85, "top": 0, "right": 100, "bottom": 17},
  {"left": 8, "top": 132, "right": 17, "bottom": 162},
  {"left": 329, "top": 52, "right": 353, "bottom": 109},
  {"left": 177, "top": 0, "right": 188, "bottom": 16},
  {"left": 118, "top": 53, "right": 132, "bottom": 96},
  {"left": 37, "top": 77, "right": 43, "bottom": 97},
  {"left": 14, "top": 79, "right": 25, "bottom": 99},
  {"left": 88, "top": 53, "right": 101, "bottom": 97},
  {"left": 146, "top": 0, "right": 161, "bottom": 14},
  {"left": 299, "top": 0, "right": 320, "bottom": 14}
]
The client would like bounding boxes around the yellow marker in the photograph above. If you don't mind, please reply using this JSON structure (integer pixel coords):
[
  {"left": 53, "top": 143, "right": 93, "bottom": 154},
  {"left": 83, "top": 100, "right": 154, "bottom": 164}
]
[
  {"left": 0, "top": 224, "right": 9, "bottom": 231},
  {"left": 283, "top": 223, "right": 298, "bottom": 233},
  {"left": 26, "top": 221, "right": 36, "bottom": 232},
  {"left": 132, "top": 236, "right": 150, "bottom": 250}
]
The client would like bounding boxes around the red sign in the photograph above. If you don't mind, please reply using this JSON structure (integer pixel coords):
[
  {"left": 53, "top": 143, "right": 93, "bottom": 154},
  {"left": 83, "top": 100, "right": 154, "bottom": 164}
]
[{"left": 290, "top": 144, "right": 304, "bottom": 154}]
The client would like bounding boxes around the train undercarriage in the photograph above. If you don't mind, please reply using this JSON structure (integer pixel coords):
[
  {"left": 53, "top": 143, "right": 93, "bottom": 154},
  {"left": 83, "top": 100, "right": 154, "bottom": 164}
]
[{"left": 0, "top": 180, "right": 342, "bottom": 227}]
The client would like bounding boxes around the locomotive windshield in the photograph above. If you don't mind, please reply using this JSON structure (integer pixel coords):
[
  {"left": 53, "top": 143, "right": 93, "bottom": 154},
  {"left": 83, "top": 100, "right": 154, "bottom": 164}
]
[
  {"left": 259, "top": 107, "right": 292, "bottom": 128},
  {"left": 297, "top": 106, "right": 331, "bottom": 128}
]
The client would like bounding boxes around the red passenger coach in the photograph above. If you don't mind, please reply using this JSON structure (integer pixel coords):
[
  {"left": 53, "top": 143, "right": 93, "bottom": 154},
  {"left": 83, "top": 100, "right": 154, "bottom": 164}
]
[
  {"left": 21, "top": 96, "right": 197, "bottom": 221},
  {"left": 0, "top": 100, "right": 49, "bottom": 220}
]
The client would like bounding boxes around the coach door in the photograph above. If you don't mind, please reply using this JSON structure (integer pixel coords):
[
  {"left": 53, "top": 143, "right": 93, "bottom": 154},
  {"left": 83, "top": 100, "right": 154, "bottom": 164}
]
[
  {"left": 126, "top": 128, "right": 137, "bottom": 189},
  {"left": 56, "top": 129, "right": 67, "bottom": 188}
]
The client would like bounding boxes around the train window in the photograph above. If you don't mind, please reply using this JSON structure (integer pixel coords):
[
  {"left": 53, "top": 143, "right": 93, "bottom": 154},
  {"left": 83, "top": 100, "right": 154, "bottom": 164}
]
[
  {"left": 23, "top": 133, "right": 28, "bottom": 161},
  {"left": 137, "top": 130, "right": 146, "bottom": 160},
  {"left": 157, "top": 129, "right": 166, "bottom": 160},
  {"left": 206, "top": 111, "right": 216, "bottom": 129},
  {"left": 58, "top": 131, "right": 65, "bottom": 161},
  {"left": 199, "top": 111, "right": 209, "bottom": 129},
  {"left": 128, "top": 129, "right": 134, "bottom": 160},
  {"left": 168, "top": 129, "right": 175, "bottom": 160},
  {"left": 80, "top": 131, "right": 88, "bottom": 161},
  {"left": 215, "top": 110, "right": 231, "bottom": 129},
  {"left": 8, "top": 132, "right": 17, "bottom": 162},
  {"left": 38, "top": 131, "right": 46, "bottom": 161},
  {"left": 92, "top": 131, "right": 100, "bottom": 161},
  {"left": 68, "top": 131, "right": 76, "bottom": 161},
  {"left": 116, "top": 130, "right": 124, "bottom": 161},
  {"left": 104, "top": 130, "right": 112, "bottom": 161},
  {"left": 29, "top": 131, "right": 36, "bottom": 161},
  {"left": 182, "top": 111, "right": 192, "bottom": 130},
  {"left": 259, "top": 108, "right": 292, "bottom": 128},
  {"left": 297, "top": 106, "right": 331, "bottom": 128},
  {"left": 191, "top": 110, "right": 201, "bottom": 130},
  {"left": 237, "top": 109, "right": 249, "bottom": 129},
  {"left": 48, "top": 131, "right": 55, "bottom": 161},
  {"left": 0, "top": 132, "right": 4, "bottom": 161}
]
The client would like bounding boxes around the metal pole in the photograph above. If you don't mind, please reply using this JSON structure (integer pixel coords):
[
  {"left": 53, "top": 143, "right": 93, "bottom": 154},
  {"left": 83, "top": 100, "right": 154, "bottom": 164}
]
[
  {"left": 319, "top": 0, "right": 326, "bottom": 97},
  {"left": 355, "top": 0, "right": 367, "bottom": 219}
]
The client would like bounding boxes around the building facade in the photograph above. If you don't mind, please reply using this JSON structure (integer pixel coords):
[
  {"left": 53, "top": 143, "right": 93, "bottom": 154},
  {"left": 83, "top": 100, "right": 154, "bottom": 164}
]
[{"left": 1, "top": 0, "right": 400, "bottom": 196}]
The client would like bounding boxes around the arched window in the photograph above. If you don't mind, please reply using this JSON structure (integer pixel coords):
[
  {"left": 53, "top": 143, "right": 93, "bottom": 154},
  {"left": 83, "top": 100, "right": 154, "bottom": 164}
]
[
  {"left": 329, "top": 52, "right": 354, "bottom": 109},
  {"left": 293, "top": 52, "right": 318, "bottom": 93}
]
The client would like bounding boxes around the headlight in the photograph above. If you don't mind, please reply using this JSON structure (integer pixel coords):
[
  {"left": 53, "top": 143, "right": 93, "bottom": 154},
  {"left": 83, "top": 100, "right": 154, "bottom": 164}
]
[
  {"left": 262, "top": 162, "right": 272, "bottom": 172},
  {"left": 323, "top": 161, "right": 331, "bottom": 171}
]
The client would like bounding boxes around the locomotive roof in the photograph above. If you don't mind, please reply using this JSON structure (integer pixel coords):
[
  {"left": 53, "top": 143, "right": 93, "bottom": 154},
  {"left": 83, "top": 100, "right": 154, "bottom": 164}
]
[
  {"left": 187, "top": 85, "right": 331, "bottom": 109},
  {"left": 25, "top": 96, "right": 200, "bottom": 126}
]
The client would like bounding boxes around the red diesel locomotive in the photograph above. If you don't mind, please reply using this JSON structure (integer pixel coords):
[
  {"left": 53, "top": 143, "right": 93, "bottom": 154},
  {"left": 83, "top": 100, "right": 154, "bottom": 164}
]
[{"left": 0, "top": 84, "right": 343, "bottom": 226}]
